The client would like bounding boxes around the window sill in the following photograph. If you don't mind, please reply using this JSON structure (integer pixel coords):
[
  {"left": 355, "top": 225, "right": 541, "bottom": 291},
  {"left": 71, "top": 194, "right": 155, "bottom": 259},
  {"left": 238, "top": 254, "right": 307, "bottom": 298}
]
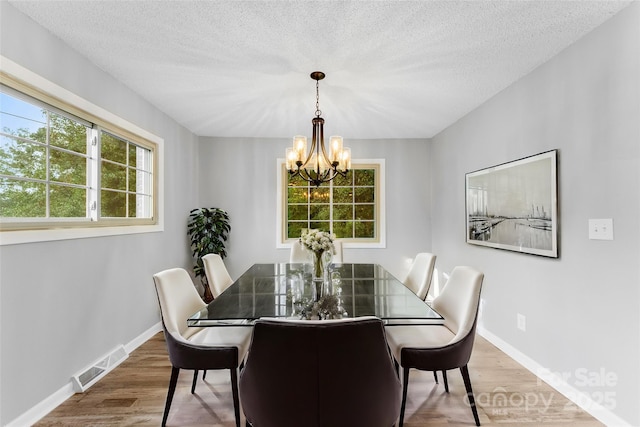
[{"left": 0, "top": 223, "right": 163, "bottom": 246}]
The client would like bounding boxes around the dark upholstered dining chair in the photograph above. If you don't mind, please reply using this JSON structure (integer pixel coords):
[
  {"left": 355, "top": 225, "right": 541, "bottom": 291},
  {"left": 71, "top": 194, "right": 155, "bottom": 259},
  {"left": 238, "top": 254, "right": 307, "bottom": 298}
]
[
  {"left": 153, "top": 267, "right": 252, "bottom": 427},
  {"left": 385, "top": 266, "right": 485, "bottom": 426},
  {"left": 239, "top": 316, "right": 401, "bottom": 427}
]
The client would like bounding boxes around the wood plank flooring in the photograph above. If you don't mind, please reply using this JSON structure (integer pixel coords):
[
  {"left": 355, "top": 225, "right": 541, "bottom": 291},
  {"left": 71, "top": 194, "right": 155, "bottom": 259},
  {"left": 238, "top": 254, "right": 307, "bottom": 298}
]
[{"left": 35, "top": 332, "right": 603, "bottom": 426}]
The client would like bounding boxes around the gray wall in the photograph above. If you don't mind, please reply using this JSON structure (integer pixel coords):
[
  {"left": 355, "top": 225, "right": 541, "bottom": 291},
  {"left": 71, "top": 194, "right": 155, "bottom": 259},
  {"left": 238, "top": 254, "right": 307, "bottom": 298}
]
[
  {"left": 2, "top": 0, "right": 638, "bottom": 425},
  {"left": 197, "top": 137, "right": 431, "bottom": 280},
  {"left": 0, "top": 3, "right": 199, "bottom": 424},
  {"left": 430, "top": 3, "right": 639, "bottom": 425}
]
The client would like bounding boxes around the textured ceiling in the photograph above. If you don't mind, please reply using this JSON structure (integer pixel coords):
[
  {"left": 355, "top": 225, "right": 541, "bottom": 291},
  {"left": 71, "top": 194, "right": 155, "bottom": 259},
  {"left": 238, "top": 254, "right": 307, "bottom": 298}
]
[{"left": 8, "top": 1, "right": 632, "bottom": 139}]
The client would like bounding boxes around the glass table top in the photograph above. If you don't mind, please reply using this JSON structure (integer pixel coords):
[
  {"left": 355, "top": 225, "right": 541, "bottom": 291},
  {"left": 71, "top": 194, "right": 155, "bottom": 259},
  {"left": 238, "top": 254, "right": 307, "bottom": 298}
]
[{"left": 188, "top": 263, "right": 443, "bottom": 326}]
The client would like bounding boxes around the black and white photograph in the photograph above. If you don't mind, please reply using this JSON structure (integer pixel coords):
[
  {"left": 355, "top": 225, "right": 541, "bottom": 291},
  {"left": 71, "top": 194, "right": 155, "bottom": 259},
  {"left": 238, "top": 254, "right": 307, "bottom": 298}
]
[{"left": 466, "top": 150, "right": 558, "bottom": 257}]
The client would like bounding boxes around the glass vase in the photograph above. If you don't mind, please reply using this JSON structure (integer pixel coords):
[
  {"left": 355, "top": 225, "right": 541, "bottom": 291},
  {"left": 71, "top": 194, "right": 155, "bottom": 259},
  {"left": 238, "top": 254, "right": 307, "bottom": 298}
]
[
  {"left": 312, "top": 250, "right": 325, "bottom": 282},
  {"left": 312, "top": 250, "right": 331, "bottom": 301}
]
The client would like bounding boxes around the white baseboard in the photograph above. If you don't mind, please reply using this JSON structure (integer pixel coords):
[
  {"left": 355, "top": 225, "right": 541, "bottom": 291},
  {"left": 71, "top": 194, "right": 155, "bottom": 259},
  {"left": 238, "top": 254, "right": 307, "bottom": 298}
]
[
  {"left": 124, "top": 321, "right": 163, "bottom": 354},
  {"left": 5, "top": 382, "right": 76, "bottom": 427},
  {"left": 478, "top": 326, "right": 631, "bottom": 427},
  {"left": 6, "top": 321, "right": 162, "bottom": 427}
]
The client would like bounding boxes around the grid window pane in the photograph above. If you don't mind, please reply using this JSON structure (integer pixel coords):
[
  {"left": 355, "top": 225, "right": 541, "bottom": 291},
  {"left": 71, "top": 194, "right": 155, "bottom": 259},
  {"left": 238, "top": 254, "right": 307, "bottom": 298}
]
[
  {"left": 0, "top": 136, "right": 46, "bottom": 180},
  {"left": 355, "top": 204, "right": 374, "bottom": 220},
  {"left": 128, "top": 143, "right": 137, "bottom": 165},
  {"left": 136, "top": 170, "right": 152, "bottom": 195},
  {"left": 309, "top": 187, "right": 329, "bottom": 203},
  {"left": 50, "top": 184, "right": 86, "bottom": 217},
  {"left": 50, "top": 148, "right": 86, "bottom": 185},
  {"left": 101, "top": 189, "right": 126, "bottom": 217},
  {"left": 127, "top": 167, "right": 137, "bottom": 192},
  {"left": 49, "top": 113, "right": 87, "bottom": 154},
  {"left": 288, "top": 174, "right": 307, "bottom": 187},
  {"left": 288, "top": 204, "right": 307, "bottom": 221},
  {"left": 0, "top": 178, "right": 46, "bottom": 217},
  {"left": 355, "top": 186, "right": 375, "bottom": 203},
  {"left": 128, "top": 193, "right": 136, "bottom": 218},
  {"left": 333, "top": 171, "right": 352, "bottom": 186},
  {"left": 354, "top": 169, "right": 375, "bottom": 186},
  {"left": 333, "top": 187, "right": 352, "bottom": 203},
  {"left": 288, "top": 187, "right": 307, "bottom": 203},
  {"left": 100, "top": 131, "right": 153, "bottom": 219},
  {"left": 0, "top": 93, "right": 46, "bottom": 135},
  {"left": 101, "top": 132, "right": 127, "bottom": 163},
  {"left": 355, "top": 221, "right": 375, "bottom": 238},
  {"left": 101, "top": 160, "right": 127, "bottom": 190},
  {"left": 310, "top": 204, "right": 330, "bottom": 221},
  {"left": 333, "top": 221, "right": 353, "bottom": 238},
  {"left": 333, "top": 204, "right": 353, "bottom": 220},
  {"left": 284, "top": 166, "right": 379, "bottom": 242},
  {"left": 309, "top": 221, "right": 330, "bottom": 232},
  {"left": 136, "top": 194, "right": 152, "bottom": 218},
  {"left": 288, "top": 222, "right": 306, "bottom": 239}
]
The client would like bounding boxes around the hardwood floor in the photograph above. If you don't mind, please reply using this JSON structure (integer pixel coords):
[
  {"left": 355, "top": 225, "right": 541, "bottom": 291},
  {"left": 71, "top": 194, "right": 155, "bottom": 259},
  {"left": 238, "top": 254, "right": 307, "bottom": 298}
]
[{"left": 35, "top": 332, "right": 603, "bottom": 426}]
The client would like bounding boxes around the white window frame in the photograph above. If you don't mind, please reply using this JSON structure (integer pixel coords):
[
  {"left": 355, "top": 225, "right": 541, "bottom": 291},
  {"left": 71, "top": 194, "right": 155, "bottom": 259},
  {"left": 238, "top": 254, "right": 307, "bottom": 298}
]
[
  {"left": 0, "top": 56, "right": 164, "bottom": 246},
  {"left": 276, "top": 158, "right": 386, "bottom": 249}
]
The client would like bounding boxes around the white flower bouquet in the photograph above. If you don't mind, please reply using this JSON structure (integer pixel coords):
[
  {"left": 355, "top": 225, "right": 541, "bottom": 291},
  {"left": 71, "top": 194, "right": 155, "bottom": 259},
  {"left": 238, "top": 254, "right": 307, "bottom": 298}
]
[{"left": 300, "top": 229, "right": 336, "bottom": 255}]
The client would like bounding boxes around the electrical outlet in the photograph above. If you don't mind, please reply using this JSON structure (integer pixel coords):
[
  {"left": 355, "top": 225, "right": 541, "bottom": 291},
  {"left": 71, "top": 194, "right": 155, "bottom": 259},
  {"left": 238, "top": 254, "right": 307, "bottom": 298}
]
[
  {"left": 588, "top": 218, "right": 614, "bottom": 240},
  {"left": 517, "top": 313, "right": 526, "bottom": 332}
]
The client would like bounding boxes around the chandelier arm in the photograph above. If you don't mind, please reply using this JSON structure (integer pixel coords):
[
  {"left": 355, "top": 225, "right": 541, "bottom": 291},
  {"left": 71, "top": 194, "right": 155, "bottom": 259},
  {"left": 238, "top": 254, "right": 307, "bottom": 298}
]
[
  {"left": 318, "top": 118, "right": 334, "bottom": 169},
  {"left": 289, "top": 164, "right": 344, "bottom": 187},
  {"left": 302, "top": 133, "right": 318, "bottom": 170},
  {"left": 313, "top": 119, "right": 321, "bottom": 175}
]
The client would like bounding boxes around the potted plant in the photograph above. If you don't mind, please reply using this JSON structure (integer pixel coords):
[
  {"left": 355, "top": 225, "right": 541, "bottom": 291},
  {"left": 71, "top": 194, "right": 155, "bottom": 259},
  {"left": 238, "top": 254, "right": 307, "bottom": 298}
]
[{"left": 187, "top": 207, "right": 231, "bottom": 303}]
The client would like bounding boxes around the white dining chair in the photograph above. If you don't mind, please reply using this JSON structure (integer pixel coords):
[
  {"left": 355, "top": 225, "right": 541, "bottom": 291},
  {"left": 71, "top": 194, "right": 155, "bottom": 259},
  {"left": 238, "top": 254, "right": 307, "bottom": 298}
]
[
  {"left": 403, "top": 252, "right": 436, "bottom": 301},
  {"left": 291, "top": 239, "right": 342, "bottom": 264},
  {"left": 153, "top": 267, "right": 251, "bottom": 427},
  {"left": 289, "top": 240, "right": 311, "bottom": 263},
  {"left": 386, "top": 266, "right": 485, "bottom": 426},
  {"left": 332, "top": 240, "right": 343, "bottom": 263},
  {"left": 202, "top": 253, "right": 233, "bottom": 298}
]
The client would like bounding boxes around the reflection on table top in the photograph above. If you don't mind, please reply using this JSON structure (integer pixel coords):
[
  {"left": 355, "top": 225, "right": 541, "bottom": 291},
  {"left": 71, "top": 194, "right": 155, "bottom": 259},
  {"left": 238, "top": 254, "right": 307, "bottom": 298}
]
[{"left": 188, "top": 263, "right": 443, "bottom": 326}]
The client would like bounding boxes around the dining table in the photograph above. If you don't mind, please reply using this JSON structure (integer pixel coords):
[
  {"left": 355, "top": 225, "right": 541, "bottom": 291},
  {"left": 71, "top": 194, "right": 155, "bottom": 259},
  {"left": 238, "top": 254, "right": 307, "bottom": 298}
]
[{"left": 188, "top": 263, "right": 443, "bottom": 327}]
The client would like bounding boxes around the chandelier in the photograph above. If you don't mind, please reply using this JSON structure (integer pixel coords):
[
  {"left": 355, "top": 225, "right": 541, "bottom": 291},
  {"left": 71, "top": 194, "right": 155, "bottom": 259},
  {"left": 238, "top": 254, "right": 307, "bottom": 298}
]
[{"left": 286, "top": 71, "right": 351, "bottom": 187}]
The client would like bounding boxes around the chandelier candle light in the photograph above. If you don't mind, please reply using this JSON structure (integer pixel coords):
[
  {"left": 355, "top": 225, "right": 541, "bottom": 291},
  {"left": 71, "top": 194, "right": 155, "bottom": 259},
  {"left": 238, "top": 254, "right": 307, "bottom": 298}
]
[{"left": 286, "top": 71, "right": 351, "bottom": 187}]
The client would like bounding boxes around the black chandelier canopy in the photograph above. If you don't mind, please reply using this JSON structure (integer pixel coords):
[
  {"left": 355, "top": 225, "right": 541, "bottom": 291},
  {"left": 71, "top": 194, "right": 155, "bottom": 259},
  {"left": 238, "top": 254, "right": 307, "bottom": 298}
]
[{"left": 286, "top": 71, "right": 351, "bottom": 187}]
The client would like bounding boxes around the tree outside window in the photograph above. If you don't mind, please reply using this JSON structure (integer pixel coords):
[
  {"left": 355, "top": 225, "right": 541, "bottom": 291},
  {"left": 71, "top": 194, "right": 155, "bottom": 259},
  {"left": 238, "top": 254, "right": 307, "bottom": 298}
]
[
  {"left": 285, "top": 165, "right": 378, "bottom": 242},
  {"left": 0, "top": 89, "right": 154, "bottom": 226}
]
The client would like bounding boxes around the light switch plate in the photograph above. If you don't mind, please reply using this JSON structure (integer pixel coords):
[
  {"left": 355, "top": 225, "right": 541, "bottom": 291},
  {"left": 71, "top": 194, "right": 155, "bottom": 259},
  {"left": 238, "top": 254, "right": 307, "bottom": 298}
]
[{"left": 588, "top": 218, "right": 614, "bottom": 240}]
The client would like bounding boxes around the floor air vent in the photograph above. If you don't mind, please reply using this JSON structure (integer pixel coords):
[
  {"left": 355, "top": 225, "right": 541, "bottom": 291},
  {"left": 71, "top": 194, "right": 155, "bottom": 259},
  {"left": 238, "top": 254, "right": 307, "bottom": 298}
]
[{"left": 71, "top": 345, "right": 128, "bottom": 392}]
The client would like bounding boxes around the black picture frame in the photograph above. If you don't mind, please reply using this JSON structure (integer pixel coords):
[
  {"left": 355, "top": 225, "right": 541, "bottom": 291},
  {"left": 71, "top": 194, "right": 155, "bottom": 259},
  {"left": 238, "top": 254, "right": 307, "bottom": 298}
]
[{"left": 465, "top": 150, "right": 558, "bottom": 258}]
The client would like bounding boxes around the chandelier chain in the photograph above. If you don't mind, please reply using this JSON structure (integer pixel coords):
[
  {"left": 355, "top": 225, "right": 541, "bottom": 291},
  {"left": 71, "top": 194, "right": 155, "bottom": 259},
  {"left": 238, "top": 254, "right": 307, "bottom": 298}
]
[{"left": 315, "top": 79, "right": 322, "bottom": 117}]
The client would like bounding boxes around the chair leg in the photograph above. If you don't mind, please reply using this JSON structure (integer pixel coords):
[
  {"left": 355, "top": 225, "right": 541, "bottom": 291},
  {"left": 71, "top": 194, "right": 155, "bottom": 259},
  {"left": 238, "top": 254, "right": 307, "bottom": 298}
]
[
  {"left": 230, "top": 367, "right": 241, "bottom": 427},
  {"left": 191, "top": 370, "right": 198, "bottom": 394},
  {"left": 162, "top": 367, "right": 180, "bottom": 427},
  {"left": 442, "top": 370, "right": 449, "bottom": 393},
  {"left": 460, "top": 365, "right": 480, "bottom": 426},
  {"left": 398, "top": 367, "right": 410, "bottom": 427},
  {"left": 433, "top": 371, "right": 438, "bottom": 384}
]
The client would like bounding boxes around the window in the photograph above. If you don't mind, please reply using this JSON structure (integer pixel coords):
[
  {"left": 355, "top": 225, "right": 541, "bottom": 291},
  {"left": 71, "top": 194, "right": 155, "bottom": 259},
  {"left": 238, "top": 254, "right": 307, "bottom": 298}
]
[
  {"left": 99, "top": 131, "right": 153, "bottom": 219},
  {"left": 0, "top": 79, "right": 156, "bottom": 231},
  {"left": 278, "top": 160, "right": 385, "bottom": 247}
]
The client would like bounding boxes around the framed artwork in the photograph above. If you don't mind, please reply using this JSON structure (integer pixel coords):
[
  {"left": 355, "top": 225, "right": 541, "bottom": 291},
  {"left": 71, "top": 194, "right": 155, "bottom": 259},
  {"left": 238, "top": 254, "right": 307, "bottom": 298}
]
[{"left": 465, "top": 150, "right": 558, "bottom": 258}]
